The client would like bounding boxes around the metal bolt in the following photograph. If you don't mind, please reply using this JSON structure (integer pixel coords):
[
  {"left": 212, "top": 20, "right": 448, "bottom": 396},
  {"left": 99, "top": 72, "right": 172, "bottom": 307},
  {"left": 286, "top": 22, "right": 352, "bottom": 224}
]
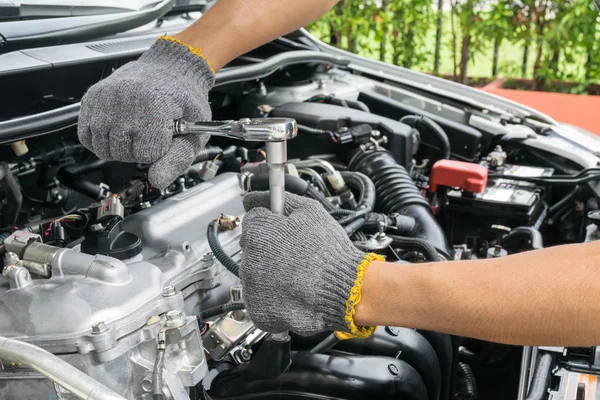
[
  {"left": 3, "top": 252, "right": 19, "bottom": 267},
  {"left": 386, "top": 326, "right": 400, "bottom": 336},
  {"left": 92, "top": 322, "right": 108, "bottom": 334},
  {"left": 166, "top": 310, "right": 184, "bottom": 322},
  {"left": 388, "top": 363, "right": 399, "bottom": 376},
  {"left": 371, "top": 130, "right": 381, "bottom": 138},
  {"left": 165, "top": 310, "right": 186, "bottom": 327},
  {"left": 238, "top": 348, "right": 252, "bottom": 362},
  {"left": 230, "top": 285, "right": 243, "bottom": 303},
  {"left": 141, "top": 378, "right": 152, "bottom": 393},
  {"left": 203, "top": 252, "right": 215, "bottom": 261},
  {"left": 162, "top": 286, "right": 177, "bottom": 297}
]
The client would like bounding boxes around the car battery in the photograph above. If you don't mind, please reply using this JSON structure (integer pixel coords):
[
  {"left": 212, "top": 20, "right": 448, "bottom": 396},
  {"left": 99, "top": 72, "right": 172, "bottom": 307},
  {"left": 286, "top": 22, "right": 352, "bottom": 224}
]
[{"left": 444, "top": 164, "right": 553, "bottom": 243}]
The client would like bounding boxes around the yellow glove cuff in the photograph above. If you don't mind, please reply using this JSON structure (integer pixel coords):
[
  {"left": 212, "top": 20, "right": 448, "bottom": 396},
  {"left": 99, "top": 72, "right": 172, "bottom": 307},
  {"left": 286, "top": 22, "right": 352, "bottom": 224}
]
[
  {"left": 157, "top": 35, "right": 216, "bottom": 76},
  {"left": 343, "top": 253, "right": 385, "bottom": 339}
]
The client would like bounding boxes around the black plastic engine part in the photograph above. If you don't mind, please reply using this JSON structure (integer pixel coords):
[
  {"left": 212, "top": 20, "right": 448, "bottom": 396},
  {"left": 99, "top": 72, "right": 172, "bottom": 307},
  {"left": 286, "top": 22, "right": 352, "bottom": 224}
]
[
  {"left": 81, "top": 217, "right": 142, "bottom": 260},
  {"left": 388, "top": 235, "right": 441, "bottom": 261},
  {"left": 417, "top": 330, "right": 455, "bottom": 400},
  {"left": 270, "top": 102, "right": 418, "bottom": 169},
  {"left": 357, "top": 91, "right": 482, "bottom": 161},
  {"left": 334, "top": 326, "right": 441, "bottom": 400},
  {"left": 349, "top": 149, "right": 449, "bottom": 252},
  {"left": 445, "top": 165, "right": 550, "bottom": 245},
  {"left": 0, "top": 162, "right": 23, "bottom": 228},
  {"left": 455, "top": 362, "right": 478, "bottom": 400},
  {"left": 400, "top": 115, "right": 451, "bottom": 162},
  {"left": 237, "top": 335, "right": 292, "bottom": 381},
  {"left": 57, "top": 158, "right": 110, "bottom": 201},
  {"left": 209, "top": 351, "right": 428, "bottom": 400},
  {"left": 501, "top": 226, "right": 544, "bottom": 253}
]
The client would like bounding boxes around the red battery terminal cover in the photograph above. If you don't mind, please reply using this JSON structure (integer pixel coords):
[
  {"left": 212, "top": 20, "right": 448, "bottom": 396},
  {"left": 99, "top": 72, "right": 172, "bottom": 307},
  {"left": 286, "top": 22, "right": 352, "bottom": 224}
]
[{"left": 428, "top": 160, "right": 488, "bottom": 193}]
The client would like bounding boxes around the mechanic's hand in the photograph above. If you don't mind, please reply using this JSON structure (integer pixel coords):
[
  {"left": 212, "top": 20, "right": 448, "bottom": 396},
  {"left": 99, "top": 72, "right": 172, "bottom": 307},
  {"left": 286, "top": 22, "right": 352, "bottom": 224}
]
[
  {"left": 240, "top": 191, "right": 383, "bottom": 338},
  {"left": 77, "top": 36, "right": 215, "bottom": 189}
]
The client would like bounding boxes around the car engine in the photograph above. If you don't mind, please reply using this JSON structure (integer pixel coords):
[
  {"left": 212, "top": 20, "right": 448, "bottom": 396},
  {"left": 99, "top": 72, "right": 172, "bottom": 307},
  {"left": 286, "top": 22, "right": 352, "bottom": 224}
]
[{"left": 2, "top": 41, "right": 600, "bottom": 400}]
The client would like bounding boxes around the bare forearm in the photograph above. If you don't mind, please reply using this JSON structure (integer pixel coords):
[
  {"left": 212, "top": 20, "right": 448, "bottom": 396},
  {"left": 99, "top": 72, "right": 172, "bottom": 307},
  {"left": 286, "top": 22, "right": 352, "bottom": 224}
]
[
  {"left": 356, "top": 242, "right": 600, "bottom": 346},
  {"left": 173, "top": 0, "right": 339, "bottom": 71}
]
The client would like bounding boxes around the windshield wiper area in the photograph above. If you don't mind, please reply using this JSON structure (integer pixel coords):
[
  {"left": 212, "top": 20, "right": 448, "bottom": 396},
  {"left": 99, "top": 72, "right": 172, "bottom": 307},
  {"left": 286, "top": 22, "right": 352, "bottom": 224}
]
[{"left": 0, "top": 0, "right": 175, "bottom": 53}]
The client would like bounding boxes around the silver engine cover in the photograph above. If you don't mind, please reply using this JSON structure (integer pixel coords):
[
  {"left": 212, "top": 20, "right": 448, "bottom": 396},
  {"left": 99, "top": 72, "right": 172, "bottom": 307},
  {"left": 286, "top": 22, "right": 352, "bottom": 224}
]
[{"left": 0, "top": 173, "right": 245, "bottom": 399}]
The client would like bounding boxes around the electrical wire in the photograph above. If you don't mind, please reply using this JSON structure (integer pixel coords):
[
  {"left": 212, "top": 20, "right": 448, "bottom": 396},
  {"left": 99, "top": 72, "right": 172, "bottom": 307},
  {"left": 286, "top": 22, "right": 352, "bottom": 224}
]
[{"left": 489, "top": 168, "right": 600, "bottom": 186}]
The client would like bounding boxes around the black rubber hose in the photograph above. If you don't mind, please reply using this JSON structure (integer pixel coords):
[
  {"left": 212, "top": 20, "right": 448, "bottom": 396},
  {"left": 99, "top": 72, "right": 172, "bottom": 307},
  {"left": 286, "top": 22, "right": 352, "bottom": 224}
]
[
  {"left": 207, "top": 221, "right": 240, "bottom": 277},
  {"left": 250, "top": 172, "right": 310, "bottom": 196},
  {"left": 0, "top": 162, "right": 23, "bottom": 228},
  {"left": 348, "top": 149, "right": 428, "bottom": 210},
  {"left": 393, "top": 214, "right": 418, "bottom": 235},
  {"left": 418, "top": 330, "right": 454, "bottom": 400},
  {"left": 152, "top": 348, "right": 166, "bottom": 400},
  {"left": 348, "top": 150, "right": 449, "bottom": 252},
  {"left": 200, "top": 302, "right": 245, "bottom": 320},
  {"left": 501, "top": 227, "right": 544, "bottom": 252},
  {"left": 327, "top": 96, "right": 371, "bottom": 113},
  {"left": 193, "top": 146, "right": 223, "bottom": 163},
  {"left": 526, "top": 353, "right": 554, "bottom": 400},
  {"left": 339, "top": 171, "right": 376, "bottom": 211},
  {"left": 344, "top": 217, "right": 366, "bottom": 236},
  {"left": 57, "top": 158, "right": 109, "bottom": 200},
  {"left": 335, "top": 172, "right": 376, "bottom": 226},
  {"left": 389, "top": 235, "right": 441, "bottom": 262},
  {"left": 401, "top": 115, "right": 451, "bottom": 161},
  {"left": 346, "top": 99, "right": 371, "bottom": 113},
  {"left": 335, "top": 327, "right": 442, "bottom": 400},
  {"left": 297, "top": 124, "right": 332, "bottom": 136},
  {"left": 249, "top": 173, "right": 337, "bottom": 212},
  {"left": 456, "top": 362, "right": 478, "bottom": 400},
  {"left": 549, "top": 186, "right": 580, "bottom": 215},
  {"left": 306, "top": 187, "right": 337, "bottom": 212}
]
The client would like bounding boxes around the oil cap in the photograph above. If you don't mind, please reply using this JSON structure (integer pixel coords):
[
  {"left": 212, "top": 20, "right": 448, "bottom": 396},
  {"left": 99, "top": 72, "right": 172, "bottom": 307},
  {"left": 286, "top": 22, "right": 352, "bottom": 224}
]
[{"left": 81, "top": 216, "right": 142, "bottom": 260}]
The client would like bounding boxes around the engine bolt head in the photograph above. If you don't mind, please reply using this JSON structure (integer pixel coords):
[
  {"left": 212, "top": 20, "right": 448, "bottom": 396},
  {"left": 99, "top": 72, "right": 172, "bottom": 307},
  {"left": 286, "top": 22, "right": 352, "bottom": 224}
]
[
  {"left": 3, "top": 252, "right": 19, "bottom": 267},
  {"left": 162, "top": 286, "right": 177, "bottom": 297},
  {"left": 165, "top": 310, "right": 186, "bottom": 327},
  {"left": 386, "top": 326, "right": 400, "bottom": 336},
  {"left": 92, "top": 322, "right": 108, "bottom": 334},
  {"left": 203, "top": 252, "right": 215, "bottom": 261},
  {"left": 239, "top": 348, "right": 252, "bottom": 362},
  {"left": 388, "top": 363, "right": 400, "bottom": 376}
]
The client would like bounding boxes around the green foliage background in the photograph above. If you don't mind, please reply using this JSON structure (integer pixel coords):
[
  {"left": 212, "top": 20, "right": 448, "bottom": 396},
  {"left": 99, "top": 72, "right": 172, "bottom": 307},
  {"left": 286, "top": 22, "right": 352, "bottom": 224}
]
[{"left": 307, "top": 0, "right": 600, "bottom": 92}]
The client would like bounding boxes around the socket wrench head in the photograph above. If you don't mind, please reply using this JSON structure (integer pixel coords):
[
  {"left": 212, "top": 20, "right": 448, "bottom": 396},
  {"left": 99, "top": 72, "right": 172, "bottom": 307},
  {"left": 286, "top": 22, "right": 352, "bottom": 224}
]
[{"left": 173, "top": 118, "right": 297, "bottom": 142}]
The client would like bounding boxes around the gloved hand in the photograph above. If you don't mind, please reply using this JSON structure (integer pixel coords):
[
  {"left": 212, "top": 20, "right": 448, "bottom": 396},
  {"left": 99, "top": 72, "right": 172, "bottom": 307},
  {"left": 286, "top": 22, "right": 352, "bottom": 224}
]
[
  {"left": 77, "top": 36, "right": 215, "bottom": 189},
  {"left": 240, "top": 191, "right": 384, "bottom": 338}
]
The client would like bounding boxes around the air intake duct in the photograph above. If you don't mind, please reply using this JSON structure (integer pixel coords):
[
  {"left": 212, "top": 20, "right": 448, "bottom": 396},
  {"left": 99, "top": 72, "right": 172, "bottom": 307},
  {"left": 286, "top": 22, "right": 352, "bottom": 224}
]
[{"left": 348, "top": 150, "right": 449, "bottom": 253}]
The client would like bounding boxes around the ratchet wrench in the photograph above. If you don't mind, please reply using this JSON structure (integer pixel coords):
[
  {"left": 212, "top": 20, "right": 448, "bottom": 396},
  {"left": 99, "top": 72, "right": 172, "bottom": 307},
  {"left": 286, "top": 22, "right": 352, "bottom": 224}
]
[
  {"left": 173, "top": 117, "right": 296, "bottom": 340},
  {"left": 172, "top": 117, "right": 297, "bottom": 216}
]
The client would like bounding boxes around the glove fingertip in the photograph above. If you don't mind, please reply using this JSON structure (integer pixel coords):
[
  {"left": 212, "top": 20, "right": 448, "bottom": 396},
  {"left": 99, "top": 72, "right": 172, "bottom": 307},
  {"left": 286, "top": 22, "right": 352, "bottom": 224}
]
[
  {"left": 242, "top": 191, "right": 270, "bottom": 211},
  {"left": 147, "top": 135, "right": 198, "bottom": 190},
  {"left": 77, "top": 123, "right": 93, "bottom": 152}
]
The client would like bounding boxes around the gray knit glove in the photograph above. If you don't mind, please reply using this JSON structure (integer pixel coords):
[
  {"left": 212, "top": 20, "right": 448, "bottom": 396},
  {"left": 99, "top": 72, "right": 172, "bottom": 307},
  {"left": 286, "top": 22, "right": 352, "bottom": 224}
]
[
  {"left": 77, "top": 36, "right": 215, "bottom": 189},
  {"left": 240, "top": 191, "right": 383, "bottom": 338}
]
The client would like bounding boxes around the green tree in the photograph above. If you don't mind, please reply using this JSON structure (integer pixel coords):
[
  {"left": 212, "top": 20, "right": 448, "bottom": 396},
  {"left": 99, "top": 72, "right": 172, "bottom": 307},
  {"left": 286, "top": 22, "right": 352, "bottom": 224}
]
[
  {"left": 479, "top": 1, "right": 520, "bottom": 77},
  {"left": 386, "top": 0, "right": 434, "bottom": 68},
  {"left": 448, "top": 0, "right": 487, "bottom": 83}
]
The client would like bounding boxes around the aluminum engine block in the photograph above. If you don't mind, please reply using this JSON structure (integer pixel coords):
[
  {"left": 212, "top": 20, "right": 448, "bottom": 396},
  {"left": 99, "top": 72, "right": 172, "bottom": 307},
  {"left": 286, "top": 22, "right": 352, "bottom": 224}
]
[{"left": 0, "top": 173, "right": 244, "bottom": 399}]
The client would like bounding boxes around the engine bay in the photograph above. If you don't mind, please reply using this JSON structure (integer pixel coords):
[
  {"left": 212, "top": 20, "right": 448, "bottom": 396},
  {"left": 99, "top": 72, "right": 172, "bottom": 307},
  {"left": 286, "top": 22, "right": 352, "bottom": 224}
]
[{"left": 2, "top": 44, "right": 600, "bottom": 400}]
